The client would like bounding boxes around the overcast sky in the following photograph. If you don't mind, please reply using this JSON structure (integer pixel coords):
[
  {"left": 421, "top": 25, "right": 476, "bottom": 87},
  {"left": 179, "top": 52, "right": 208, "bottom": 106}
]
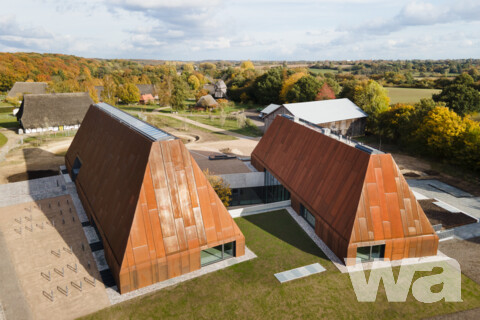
[{"left": 1, "top": 0, "right": 479, "bottom": 60}]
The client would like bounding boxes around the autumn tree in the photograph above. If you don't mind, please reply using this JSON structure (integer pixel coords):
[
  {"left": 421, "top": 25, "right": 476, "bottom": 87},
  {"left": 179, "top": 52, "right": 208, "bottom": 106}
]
[
  {"left": 240, "top": 60, "right": 255, "bottom": 70},
  {"left": 117, "top": 82, "right": 140, "bottom": 104},
  {"left": 280, "top": 72, "right": 306, "bottom": 102},
  {"left": 187, "top": 75, "right": 200, "bottom": 90},
  {"left": 353, "top": 80, "right": 390, "bottom": 115},
  {"left": 101, "top": 75, "right": 117, "bottom": 105},
  {"left": 203, "top": 169, "right": 232, "bottom": 207},
  {"left": 182, "top": 63, "right": 194, "bottom": 73}
]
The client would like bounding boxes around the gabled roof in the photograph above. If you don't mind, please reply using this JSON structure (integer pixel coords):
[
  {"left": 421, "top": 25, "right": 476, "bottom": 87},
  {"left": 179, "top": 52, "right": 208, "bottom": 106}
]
[
  {"left": 252, "top": 116, "right": 435, "bottom": 249},
  {"left": 215, "top": 80, "right": 226, "bottom": 89},
  {"left": 66, "top": 103, "right": 244, "bottom": 292},
  {"left": 17, "top": 93, "right": 93, "bottom": 129},
  {"left": 140, "top": 94, "right": 154, "bottom": 101},
  {"left": 260, "top": 103, "right": 281, "bottom": 115},
  {"left": 136, "top": 84, "right": 155, "bottom": 95},
  {"left": 7, "top": 82, "right": 47, "bottom": 98},
  {"left": 196, "top": 94, "right": 218, "bottom": 108},
  {"left": 283, "top": 98, "right": 367, "bottom": 124}
]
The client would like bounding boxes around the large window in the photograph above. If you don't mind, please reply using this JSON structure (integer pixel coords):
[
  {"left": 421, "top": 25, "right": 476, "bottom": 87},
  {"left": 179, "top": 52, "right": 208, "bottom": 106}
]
[
  {"left": 356, "top": 245, "right": 385, "bottom": 262},
  {"left": 300, "top": 204, "right": 316, "bottom": 228},
  {"left": 200, "top": 241, "right": 236, "bottom": 266},
  {"left": 72, "top": 156, "right": 82, "bottom": 182},
  {"left": 264, "top": 170, "right": 290, "bottom": 203}
]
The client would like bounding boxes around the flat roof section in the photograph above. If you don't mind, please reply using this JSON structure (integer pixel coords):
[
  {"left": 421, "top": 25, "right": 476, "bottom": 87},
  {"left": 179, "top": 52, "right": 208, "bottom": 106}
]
[{"left": 94, "top": 103, "right": 174, "bottom": 142}]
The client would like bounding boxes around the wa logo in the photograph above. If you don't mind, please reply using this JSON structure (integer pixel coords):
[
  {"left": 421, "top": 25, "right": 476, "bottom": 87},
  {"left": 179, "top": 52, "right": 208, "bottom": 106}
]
[{"left": 347, "top": 259, "right": 462, "bottom": 303}]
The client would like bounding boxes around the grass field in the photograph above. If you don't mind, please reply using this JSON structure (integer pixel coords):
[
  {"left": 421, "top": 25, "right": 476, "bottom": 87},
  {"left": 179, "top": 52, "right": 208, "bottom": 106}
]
[
  {"left": 145, "top": 114, "right": 236, "bottom": 141},
  {"left": 386, "top": 87, "right": 441, "bottom": 104},
  {"left": 81, "top": 210, "right": 480, "bottom": 320},
  {"left": 0, "top": 132, "right": 7, "bottom": 148},
  {"left": 309, "top": 68, "right": 338, "bottom": 75},
  {"left": 186, "top": 115, "right": 263, "bottom": 137}
]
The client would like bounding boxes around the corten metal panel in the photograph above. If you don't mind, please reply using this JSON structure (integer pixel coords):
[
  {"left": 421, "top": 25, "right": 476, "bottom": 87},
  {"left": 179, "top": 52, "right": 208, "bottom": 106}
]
[
  {"left": 66, "top": 105, "right": 245, "bottom": 294},
  {"left": 253, "top": 116, "right": 438, "bottom": 264}
]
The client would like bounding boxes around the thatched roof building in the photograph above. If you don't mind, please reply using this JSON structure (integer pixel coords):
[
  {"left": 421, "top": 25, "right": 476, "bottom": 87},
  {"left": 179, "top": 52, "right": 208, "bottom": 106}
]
[
  {"left": 136, "top": 84, "right": 155, "bottom": 95},
  {"left": 17, "top": 93, "right": 93, "bottom": 130},
  {"left": 196, "top": 94, "right": 218, "bottom": 110},
  {"left": 7, "top": 82, "right": 47, "bottom": 98}
]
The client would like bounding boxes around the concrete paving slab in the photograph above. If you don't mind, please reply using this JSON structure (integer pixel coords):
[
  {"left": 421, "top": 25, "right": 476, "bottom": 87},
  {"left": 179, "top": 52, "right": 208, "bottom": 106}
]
[
  {"left": 433, "top": 201, "right": 461, "bottom": 213},
  {"left": 275, "top": 263, "right": 326, "bottom": 283},
  {"left": 454, "top": 223, "right": 480, "bottom": 240}
]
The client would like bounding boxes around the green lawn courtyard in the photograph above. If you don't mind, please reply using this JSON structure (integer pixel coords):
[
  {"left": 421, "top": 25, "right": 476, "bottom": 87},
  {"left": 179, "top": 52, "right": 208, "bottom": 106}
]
[{"left": 80, "top": 210, "right": 480, "bottom": 320}]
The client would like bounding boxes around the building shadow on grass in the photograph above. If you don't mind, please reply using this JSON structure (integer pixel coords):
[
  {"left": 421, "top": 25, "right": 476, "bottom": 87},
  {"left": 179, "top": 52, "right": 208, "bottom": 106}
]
[{"left": 243, "top": 210, "right": 327, "bottom": 258}]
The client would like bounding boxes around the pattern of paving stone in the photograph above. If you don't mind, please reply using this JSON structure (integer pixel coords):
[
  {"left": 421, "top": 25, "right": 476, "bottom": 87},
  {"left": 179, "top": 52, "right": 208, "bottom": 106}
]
[
  {"left": 454, "top": 223, "right": 480, "bottom": 240},
  {"left": 407, "top": 179, "right": 480, "bottom": 219},
  {"left": 92, "top": 250, "right": 109, "bottom": 272},
  {"left": 83, "top": 226, "right": 100, "bottom": 244},
  {"left": 274, "top": 263, "right": 326, "bottom": 283},
  {"left": 0, "top": 176, "right": 68, "bottom": 208},
  {"left": 106, "top": 246, "right": 257, "bottom": 305}
]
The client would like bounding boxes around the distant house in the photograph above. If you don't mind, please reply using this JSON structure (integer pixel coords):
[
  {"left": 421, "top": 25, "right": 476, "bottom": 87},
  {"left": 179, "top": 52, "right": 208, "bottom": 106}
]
[
  {"left": 7, "top": 82, "right": 47, "bottom": 99},
  {"left": 140, "top": 94, "right": 155, "bottom": 104},
  {"left": 195, "top": 94, "right": 218, "bottom": 110},
  {"left": 203, "top": 84, "right": 215, "bottom": 95},
  {"left": 136, "top": 84, "right": 157, "bottom": 99},
  {"left": 214, "top": 80, "right": 227, "bottom": 98},
  {"left": 262, "top": 98, "right": 367, "bottom": 136},
  {"left": 315, "top": 83, "right": 336, "bottom": 101},
  {"left": 16, "top": 93, "right": 93, "bottom": 134}
]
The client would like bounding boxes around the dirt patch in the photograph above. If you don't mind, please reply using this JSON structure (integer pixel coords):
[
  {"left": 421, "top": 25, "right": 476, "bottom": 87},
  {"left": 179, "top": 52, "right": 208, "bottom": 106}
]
[{"left": 419, "top": 199, "right": 477, "bottom": 229}]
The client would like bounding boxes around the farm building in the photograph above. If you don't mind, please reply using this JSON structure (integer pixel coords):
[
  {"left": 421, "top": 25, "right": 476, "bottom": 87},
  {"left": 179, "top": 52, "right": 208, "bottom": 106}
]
[
  {"left": 136, "top": 84, "right": 157, "bottom": 99},
  {"left": 259, "top": 103, "right": 280, "bottom": 119},
  {"left": 214, "top": 80, "right": 227, "bottom": 98},
  {"left": 7, "top": 82, "right": 47, "bottom": 99},
  {"left": 251, "top": 115, "right": 438, "bottom": 266},
  {"left": 196, "top": 94, "right": 218, "bottom": 110},
  {"left": 16, "top": 93, "right": 93, "bottom": 133},
  {"left": 65, "top": 103, "right": 245, "bottom": 294},
  {"left": 140, "top": 94, "right": 155, "bottom": 104},
  {"left": 262, "top": 98, "right": 367, "bottom": 136}
]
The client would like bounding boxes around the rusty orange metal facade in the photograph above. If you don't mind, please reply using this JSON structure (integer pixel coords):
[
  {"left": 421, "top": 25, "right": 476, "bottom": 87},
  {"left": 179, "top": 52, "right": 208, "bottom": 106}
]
[
  {"left": 252, "top": 116, "right": 438, "bottom": 265},
  {"left": 66, "top": 105, "right": 245, "bottom": 293}
]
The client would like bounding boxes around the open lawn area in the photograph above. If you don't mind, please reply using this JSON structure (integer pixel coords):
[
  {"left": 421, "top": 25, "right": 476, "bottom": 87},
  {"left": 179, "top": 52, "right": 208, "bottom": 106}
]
[
  {"left": 386, "top": 87, "right": 441, "bottom": 104},
  {"left": 186, "top": 115, "right": 263, "bottom": 137},
  {"left": 81, "top": 210, "right": 480, "bottom": 320},
  {"left": 309, "top": 68, "right": 338, "bottom": 75}
]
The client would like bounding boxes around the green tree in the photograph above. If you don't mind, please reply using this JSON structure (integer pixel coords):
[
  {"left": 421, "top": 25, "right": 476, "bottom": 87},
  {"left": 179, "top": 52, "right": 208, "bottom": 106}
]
[
  {"left": 285, "top": 75, "right": 322, "bottom": 102},
  {"left": 170, "top": 76, "right": 189, "bottom": 111},
  {"left": 253, "top": 67, "right": 284, "bottom": 104},
  {"left": 433, "top": 84, "right": 480, "bottom": 116},
  {"left": 117, "top": 82, "right": 140, "bottom": 104},
  {"left": 353, "top": 80, "right": 390, "bottom": 115}
]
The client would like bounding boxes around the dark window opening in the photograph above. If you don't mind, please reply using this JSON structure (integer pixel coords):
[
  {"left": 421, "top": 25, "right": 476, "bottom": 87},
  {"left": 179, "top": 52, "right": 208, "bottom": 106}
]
[
  {"left": 264, "top": 169, "right": 290, "bottom": 203},
  {"left": 200, "top": 241, "right": 236, "bottom": 266},
  {"left": 356, "top": 244, "right": 385, "bottom": 262},
  {"left": 72, "top": 156, "right": 82, "bottom": 182},
  {"left": 300, "top": 204, "right": 316, "bottom": 228}
]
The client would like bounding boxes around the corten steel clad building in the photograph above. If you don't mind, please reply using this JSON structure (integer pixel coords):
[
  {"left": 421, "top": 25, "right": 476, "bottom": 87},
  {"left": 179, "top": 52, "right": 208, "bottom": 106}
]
[
  {"left": 251, "top": 116, "right": 438, "bottom": 265},
  {"left": 66, "top": 103, "right": 245, "bottom": 293}
]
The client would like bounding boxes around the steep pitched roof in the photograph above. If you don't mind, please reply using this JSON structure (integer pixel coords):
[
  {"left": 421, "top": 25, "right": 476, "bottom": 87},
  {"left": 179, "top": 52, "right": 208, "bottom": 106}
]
[
  {"left": 283, "top": 98, "right": 367, "bottom": 124},
  {"left": 196, "top": 94, "right": 218, "bottom": 108},
  {"left": 66, "top": 103, "right": 244, "bottom": 284},
  {"left": 17, "top": 93, "right": 93, "bottom": 129},
  {"left": 260, "top": 103, "right": 281, "bottom": 116},
  {"left": 7, "top": 82, "right": 47, "bottom": 98},
  {"left": 215, "top": 80, "right": 227, "bottom": 89},
  {"left": 252, "top": 116, "right": 435, "bottom": 246},
  {"left": 136, "top": 84, "right": 155, "bottom": 95}
]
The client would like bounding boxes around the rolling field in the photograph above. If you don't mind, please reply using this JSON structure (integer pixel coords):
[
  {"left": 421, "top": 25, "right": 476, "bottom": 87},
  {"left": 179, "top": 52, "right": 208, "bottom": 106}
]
[{"left": 387, "top": 87, "right": 441, "bottom": 104}]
